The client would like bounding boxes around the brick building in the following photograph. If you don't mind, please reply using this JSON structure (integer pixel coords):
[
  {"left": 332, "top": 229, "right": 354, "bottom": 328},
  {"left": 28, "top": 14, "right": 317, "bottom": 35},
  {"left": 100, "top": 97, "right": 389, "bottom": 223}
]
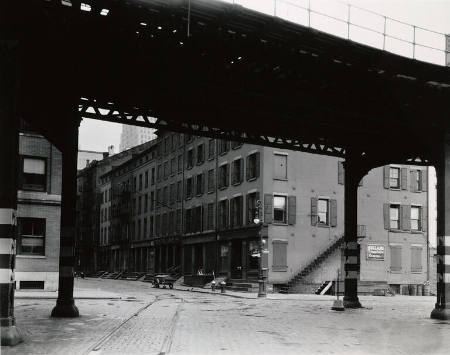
[
  {"left": 88, "top": 130, "right": 430, "bottom": 294},
  {"left": 15, "top": 125, "right": 62, "bottom": 291}
]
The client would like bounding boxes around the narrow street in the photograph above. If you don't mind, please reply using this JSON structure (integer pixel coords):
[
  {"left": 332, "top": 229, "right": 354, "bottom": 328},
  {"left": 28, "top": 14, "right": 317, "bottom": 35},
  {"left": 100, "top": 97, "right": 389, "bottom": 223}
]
[{"left": 3, "top": 278, "right": 450, "bottom": 355}]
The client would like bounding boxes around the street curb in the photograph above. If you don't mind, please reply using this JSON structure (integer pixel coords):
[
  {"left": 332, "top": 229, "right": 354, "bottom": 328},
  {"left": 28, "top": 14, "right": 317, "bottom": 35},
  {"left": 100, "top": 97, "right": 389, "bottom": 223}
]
[
  {"left": 173, "top": 287, "right": 254, "bottom": 299},
  {"left": 16, "top": 296, "right": 122, "bottom": 300}
]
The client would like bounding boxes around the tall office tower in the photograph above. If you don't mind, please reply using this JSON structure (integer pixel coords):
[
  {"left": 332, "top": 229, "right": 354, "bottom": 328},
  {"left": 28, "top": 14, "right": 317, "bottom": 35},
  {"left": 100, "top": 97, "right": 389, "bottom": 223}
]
[{"left": 119, "top": 124, "right": 157, "bottom": 152}]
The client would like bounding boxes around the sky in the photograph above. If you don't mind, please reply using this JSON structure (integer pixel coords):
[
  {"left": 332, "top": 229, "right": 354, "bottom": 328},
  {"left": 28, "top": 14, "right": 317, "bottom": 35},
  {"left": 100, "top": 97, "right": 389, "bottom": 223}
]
[{"left": 79, "top": 0, "right": 450, "bottom": 152}]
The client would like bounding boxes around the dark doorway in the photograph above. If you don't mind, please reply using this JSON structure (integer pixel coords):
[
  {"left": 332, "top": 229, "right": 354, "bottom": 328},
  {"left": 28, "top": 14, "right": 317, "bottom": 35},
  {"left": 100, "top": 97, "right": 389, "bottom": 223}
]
[
  {"left": 231, "top": 240, "right": 243, "bottom": 279},
  {"left": 247, "top": 239, "right": 259, "bottom": 280}
]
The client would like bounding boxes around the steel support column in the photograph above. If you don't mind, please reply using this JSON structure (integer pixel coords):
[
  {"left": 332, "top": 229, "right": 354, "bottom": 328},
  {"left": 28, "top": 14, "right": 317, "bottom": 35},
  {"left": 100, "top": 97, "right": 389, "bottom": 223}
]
[
  {"left": 343, "top": 152, "right": 362, "bottom": 309},
  {"left": 431, "top": 136, "right": 450, "bottom": 319},
  {"left": 0, "top": 40, "right": 23, "bottom": 346},
  {"left": 51, "top": 114, "right": 80, "bottom": 318}
]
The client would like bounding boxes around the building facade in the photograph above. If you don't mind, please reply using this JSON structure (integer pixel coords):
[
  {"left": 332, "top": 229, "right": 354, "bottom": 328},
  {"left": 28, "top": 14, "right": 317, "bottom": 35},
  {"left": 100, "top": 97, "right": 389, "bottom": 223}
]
[
  {"left": 15, "top": 127, "right": 62, "bottom": 291},
  {"left": 87, "top": 130, "right": 430, "bottom": 293},
  {"left": 119, "top": 124, "right": 157, "bottom": 152}
]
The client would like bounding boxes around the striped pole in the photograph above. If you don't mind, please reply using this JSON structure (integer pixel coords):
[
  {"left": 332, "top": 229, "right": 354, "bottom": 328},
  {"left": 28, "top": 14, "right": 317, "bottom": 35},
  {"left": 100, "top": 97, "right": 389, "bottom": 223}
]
[
  {"left": 51, "top": 114, "right": 79, "bottom": 318},
  {"left": 431, "top": 138, "right": 450, "bottom": 319},
  {"left": 343, "top": 153, "right": 362, "bottom": 309},
  {"left": 0, "top": 40, "right": 23, "bottom": 346}
]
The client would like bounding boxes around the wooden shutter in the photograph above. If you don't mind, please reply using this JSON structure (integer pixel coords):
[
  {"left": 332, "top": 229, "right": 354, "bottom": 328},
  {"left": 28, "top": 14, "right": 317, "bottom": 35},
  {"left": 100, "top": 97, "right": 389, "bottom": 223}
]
[
  {"left": 421, "top": 170, "right": 428, "bottom": 192},
  {"left": 401, "top": 168, "right": 408, "bottom": 190},
  {"left": 401, "top": 205, "right": 411, "bottom": 231},
  {"left": 255, "top": 152, "right": 260, "bottom": 179},
  {"left": 338, "top": 161, "right": 344, "bottom": 185},
  {"left": 264, "top": 194, "right": 273, "bottom": 224},
  {"left": 383, "top": 166, "right": 390, "bottom": 189},
  {"left": 410, "top": 170, "right": 418, "bottom": 192},
  {"left": 239, "top": 158, "right": 244, "bottom": 183},
  {"left": 330, "top": 199, "right": 337, "bottom": 227},
  {"left": 383, "top": 203, "right": 390, "bottom": 230},
  {"left": 246, "top": 155, "right": 250, "bottom": 181},
  {"left": 225, "top": 164, "right": 229, "bottom": 187},
  {"left": 273, "top": 241, "right": 288, "bottom": 270},
  {"left": 390, "top": 246, "right": 402, "bottom": 271},
  {"left": 411, "top": 247, "right": 422, "bottom": 272},
  {"left": 311, "top": 197, "right": 318, "bottom": 226},
  {"left": 422, "top": 206, "right": 427, "bottom": 232},
  {"left": 288, "top": 196, "right": 296, "bottom": 225}
]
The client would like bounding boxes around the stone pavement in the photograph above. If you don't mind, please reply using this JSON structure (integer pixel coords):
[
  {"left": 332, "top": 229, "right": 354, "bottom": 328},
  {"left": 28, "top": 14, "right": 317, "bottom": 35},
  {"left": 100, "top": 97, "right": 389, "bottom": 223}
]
[{"left": 2, "top": 278, "right": 450, "bottom": 355}]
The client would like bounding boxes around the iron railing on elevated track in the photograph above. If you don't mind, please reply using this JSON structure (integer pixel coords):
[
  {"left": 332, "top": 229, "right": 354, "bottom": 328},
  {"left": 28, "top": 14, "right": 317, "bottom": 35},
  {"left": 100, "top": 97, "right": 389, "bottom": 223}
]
[{"left": 221, "top": 0, "right": 449, "bottom": 66}]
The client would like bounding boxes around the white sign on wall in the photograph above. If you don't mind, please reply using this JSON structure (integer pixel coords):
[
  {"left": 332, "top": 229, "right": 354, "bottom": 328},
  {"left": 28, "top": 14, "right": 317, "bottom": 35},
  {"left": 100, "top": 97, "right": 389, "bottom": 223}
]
[{"left": 367, "top": 244, "right": 385, "bottom": 260}]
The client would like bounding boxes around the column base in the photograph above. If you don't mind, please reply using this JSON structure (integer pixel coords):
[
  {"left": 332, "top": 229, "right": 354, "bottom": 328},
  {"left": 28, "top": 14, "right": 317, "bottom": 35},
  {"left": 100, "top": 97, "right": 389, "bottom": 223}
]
[
  {"left": 343, "top": 296, "right": 362, "bottom": 309},
  {"left": 430, "top": 306, "right": 450, "bottom": 320},
  {"left": 51, "top": 300, "right": 79, "bottom": 318},
  {"left": 1, "top": 325, "right": 23, "bottom": 346}
]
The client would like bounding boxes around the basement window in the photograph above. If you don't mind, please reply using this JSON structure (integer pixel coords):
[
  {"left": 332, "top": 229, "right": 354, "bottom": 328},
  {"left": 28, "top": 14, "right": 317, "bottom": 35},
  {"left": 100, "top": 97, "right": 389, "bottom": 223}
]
[{"left": 20, "top": 281, "right": 44, "bottom": 290}]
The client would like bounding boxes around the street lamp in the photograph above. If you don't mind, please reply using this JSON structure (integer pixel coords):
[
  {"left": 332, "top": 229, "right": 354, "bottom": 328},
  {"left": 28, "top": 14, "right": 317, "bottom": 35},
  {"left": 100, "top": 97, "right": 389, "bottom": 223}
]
[{"left": 254, "top": 201, "right": 267, "bottom": 298}]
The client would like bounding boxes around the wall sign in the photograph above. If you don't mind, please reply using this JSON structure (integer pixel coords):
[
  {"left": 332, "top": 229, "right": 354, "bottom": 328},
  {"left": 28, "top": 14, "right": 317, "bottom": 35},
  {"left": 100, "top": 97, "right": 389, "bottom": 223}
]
[{"left": 367, "top": 244, "right": 385, "bottom": 260}]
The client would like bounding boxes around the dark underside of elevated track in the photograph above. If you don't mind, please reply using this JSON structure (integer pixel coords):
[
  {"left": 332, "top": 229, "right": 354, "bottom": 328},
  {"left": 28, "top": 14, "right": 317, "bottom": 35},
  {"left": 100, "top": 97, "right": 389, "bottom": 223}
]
[{"left": 2, "top": 0, "right": 450, "bottom": 165}]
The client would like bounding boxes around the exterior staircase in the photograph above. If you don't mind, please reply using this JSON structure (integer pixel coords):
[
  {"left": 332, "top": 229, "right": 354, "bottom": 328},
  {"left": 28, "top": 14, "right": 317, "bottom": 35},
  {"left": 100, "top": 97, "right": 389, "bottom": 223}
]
[{"left": 279, "top": 235, "right": 345, "bottom": 294}]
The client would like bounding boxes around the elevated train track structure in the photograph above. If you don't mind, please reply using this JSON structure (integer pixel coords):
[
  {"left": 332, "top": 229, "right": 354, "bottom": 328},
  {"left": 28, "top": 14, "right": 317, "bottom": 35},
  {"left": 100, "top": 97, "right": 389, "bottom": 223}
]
[{"left": 1, "top": 0, "right": 450, "bottom": 346}]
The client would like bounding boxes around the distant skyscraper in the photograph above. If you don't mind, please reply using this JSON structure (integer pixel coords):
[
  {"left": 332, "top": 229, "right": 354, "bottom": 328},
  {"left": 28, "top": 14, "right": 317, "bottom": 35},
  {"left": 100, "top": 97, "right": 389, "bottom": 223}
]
[{"left": 119, "top": 124, "right": 156, "bottom": 152}]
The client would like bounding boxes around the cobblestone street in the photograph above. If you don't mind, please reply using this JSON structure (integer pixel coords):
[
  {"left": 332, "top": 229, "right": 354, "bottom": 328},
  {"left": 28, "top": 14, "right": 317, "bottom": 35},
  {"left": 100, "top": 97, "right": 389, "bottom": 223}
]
[{"left": 2, "top": 278, "right": 450, "bottom": 355}]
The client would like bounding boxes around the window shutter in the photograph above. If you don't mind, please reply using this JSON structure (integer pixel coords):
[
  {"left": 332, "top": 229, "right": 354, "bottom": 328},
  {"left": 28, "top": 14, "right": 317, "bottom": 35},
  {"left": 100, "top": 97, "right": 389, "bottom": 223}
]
[
  {"left": 225, "top": 164, "right": 229, "bottom": 187},
  {"left": 410, "top": 170, "right": 418, "bottom": 192},
  {"left": 330, "top": 199, "right": 337, "bottom": 227},
  {"left": 273, "top": 241, "right": 288, "bottom": 270},
  {"left": 288, "top": 196, "right": 296, "bottom": 225},
  {"left": 239, "top": 158, "right": 244, "bottom": 183},
  {"left": 401, "top": 168, "right": 408, "bottom": 190},
  {"left": 383, "top": 203, "right": 390, "bottom": 230},
  {"left": 311, "top": 197, "right": 318, "bottom": 226},
  {"left": 255, "top": 152, "right": 260, "bottom": 179},
  {"left": 421, "top": 170, "right": 428, "bottom": 192},
  {"left": 225, "top": 199, "right": 229, "bottom": 228},
  {"left": 422, "top": 206, "right": 427, "bottom": 232},
  {"left": 383, "top": 166, "right": 390, "bottom": 189},
  {"left": 411, "top": 247, "right": 422, "bottom": 272},
  {"left": 401, "top": 205, "right": 411, "bottom": 231},
  {"left": 390, "top": 246, "right": 402, "bottom": 271},
  {"left": 338, "top": 161, "right": 344, "bottom": 185},
  {"left": 264, "top": 194, "right": 273, "bottom": 224},
  {"left": 246, "top": 155, "right": 250, "bottom": 181}
]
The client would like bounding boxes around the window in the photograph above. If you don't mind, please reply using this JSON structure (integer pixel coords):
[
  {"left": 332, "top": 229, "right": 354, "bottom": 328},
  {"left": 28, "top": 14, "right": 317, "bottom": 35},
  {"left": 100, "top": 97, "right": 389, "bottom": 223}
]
[
  {"left": 318, "top": 199, "right": 329, "bottom": 225},
  {"left": 151, "top": 168, "right": 155, "bottom": 185},
  {"left": 170, "top": 183, "right": 175, "bottom": 204},
  {"left": 178, "top": 134, "right": 184, "bottom": 148},
  {"left": 149, "top": 216, "right": 154, "bottom": 237},
  {"left": 163, "top": 186, "right": 168, "bottom": 205},
  {"left": 171, "top": 134, "right": 177, "bottom": 151},
  {"left": 185, "top": 209, "right": 192, "bottom": 233},
  {"left": 177, "top": 181, "right": 182, "bottom": 201},
  {"left": 138, "top": 196, "right": 142, "bottom": 214},
  {"left": 390, "top": 167, "right": 400, "bottom": 189},
  {"left": 137, "top": 219, "right": 141, "bottom": 239},
  {"left": 17, "top": 218, "right": 46, "bottom": 256},
  {"left": 139, "top": 174, "right": 143, "bottom": 190},
  {"left": 171, "top": 157, "right": 176, "bottom": 175},
  {"left": 157, "top": 164, "right": 162, "bottom": 182},
  {"left": 218, "top": 164, "right": 229, "bottom": 189},
  {"left": 411, "top": 169, "right": 427, "bottom": 192},
  {"left": 218, "top": 199, "right": 229, "bottom": 230},
  {"left": 246, "top": 192, "right": 259, "bottom": 224},
  {"left": 411, "top": 206, "right": 422, "bottom": 231},
  {"left": 133, "top": 177, "right": 137, "bottom": 191},
  {"left": 156, "top": 189, "right": 162, "bottom": 208},
  {"left": 144, "top": 193, "right": 148, "bottom": 213},
  {"left": 164, "top": 161, "right": 169, "bottom": 179},
  {"left": 274, "top": 154, "right": 287, "bottom": 180},
  {"left": 196, "top": 173, "right": 204, "bottom": 195},
  {"left": 232, "top": 159, "right": 243, "bottom": 185},
  {"left": 272, "top": 240, "right": 288, "bottom": 271},
  {"left": 150, "top": 191, "right": 155, "bottom": 211},
  {"left": 207, "top": 203, "right": 215, "bottom": 230},
  {"left": 164, "top": 137, "right": 170, "bottom": 155},
  {"left": 177, "top": 154, "right": 183, "bottom": 172},
  {"left": 208, "top": 139, "right": 215, "bottom": 160},
  {"left": 218, "top": 140, "right": 229, "bottom": 155},
  {"left": 246, "top": 152, "right": 260, "bottom": 181},
  {"left": 187, "top": 149, "right": 194, "bottom": 169},
  {"left": 193, "top": 206, "right": 202, "bottom": 232},
  {"left": 390, "top": 205, "right": 400, "bottom": 230},
  {"left": 186, "top": 177, "right": 193, "bottom": 199},
  {"left": 176, "top": 209, "right": 182, "bottom": 234},
  {"left": 145, "top": 171, "right": 149, "bottom": 188},
  {"left": 21, "top": 157, "right": 46, "bottom": 191},
  {"left": 169, "top": 211, "right": 175, "bottom": 235},
  {"left": 197, "top": 144, "right": 205, "bottom": 165},
  {"left": 273, "top": 195, "right": 287, "bottom": 223},
  {"left": 208, "top": 169, "right": 215, "bottom": 192},
  {"left": 230, "top": 196, "right": 243, "bottom": 227}
]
